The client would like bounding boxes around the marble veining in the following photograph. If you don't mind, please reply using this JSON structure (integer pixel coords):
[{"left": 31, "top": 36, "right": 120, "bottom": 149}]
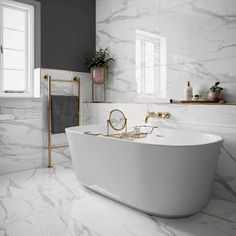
[
  {"left": 0, "top": 68, "right": 91, "bottom": 175},
  {"left": 97, "top": 0, "right": 236, "bottom": 102},
  {"left": 0, "top": 162, "right": 235, "bottom": 236}
]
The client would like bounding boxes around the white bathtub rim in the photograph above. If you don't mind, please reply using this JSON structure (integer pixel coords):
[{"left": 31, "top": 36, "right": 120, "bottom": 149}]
[{"left": 66, "top": 125, "right": 223, "bottom": 148}]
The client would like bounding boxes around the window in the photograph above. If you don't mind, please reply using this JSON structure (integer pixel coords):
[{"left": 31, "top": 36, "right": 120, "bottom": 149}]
[
  {"left": 135, "top": 30, "right": 166, "bottom": 99},
  {"left": 0, "top": 0, "right": 34, "bottom": 97}
]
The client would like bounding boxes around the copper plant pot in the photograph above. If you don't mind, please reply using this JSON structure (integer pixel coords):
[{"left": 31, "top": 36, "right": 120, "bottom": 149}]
[
  {"left": 208, "top": 91, "right": 224, "bottom": 102},
  {"left": 91, "top": 67, "right": 107, "bottom": 84}
]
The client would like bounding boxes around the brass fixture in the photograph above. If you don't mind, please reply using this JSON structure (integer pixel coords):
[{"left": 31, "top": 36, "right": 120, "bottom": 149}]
[
  {"left": 107, "top": 109, "right": 127, "bottom": 136},
  {"left": 157, "top": 112, "right": 163, "bottom": 118},
  {"left": 145, "top": 112, "right": 171, "bottom": 123},
  {"left": 84, "top": 109, "right": 159, "bottom": 141},
  {"left": 106, "top": 125, "right": 158, "bottom": 141},
  {"left": 144, "top": 112, "right": 156, "bottom": 123},
  {"left": 84, "top": 121, "right": 158, "bottom": 141},
  {"left": 163, "top": 112, "right": 171, "bottom": 119},
  {"left": 44, "top": 75, "right": 80, "bottom": 168}
]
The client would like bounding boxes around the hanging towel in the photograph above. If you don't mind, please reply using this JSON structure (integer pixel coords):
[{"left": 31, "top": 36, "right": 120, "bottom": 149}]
[{"left": 51, "top": 95, "right": 78, "bottom": 134}]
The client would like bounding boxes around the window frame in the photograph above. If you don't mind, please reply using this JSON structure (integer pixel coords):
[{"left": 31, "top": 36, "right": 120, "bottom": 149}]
[
  {"left": 135, "top": 30, "right": 167, "bottom": 100},
  {"left": 0, "top": 0, "right": 34, "bottom": 97}
]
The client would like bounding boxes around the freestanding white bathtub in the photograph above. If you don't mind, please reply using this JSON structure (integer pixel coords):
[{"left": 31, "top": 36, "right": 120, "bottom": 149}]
[{"left": 66, "top": 125, "right": 223, "bottom": 218}]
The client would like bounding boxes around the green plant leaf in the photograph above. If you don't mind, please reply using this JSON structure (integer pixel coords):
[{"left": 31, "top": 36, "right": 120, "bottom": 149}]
[
  {"left": 209, "top": 82, "right": 223, "bottom": 92},
  {"left": 84, "top": 47, "right": 115, "bottom": 68}
]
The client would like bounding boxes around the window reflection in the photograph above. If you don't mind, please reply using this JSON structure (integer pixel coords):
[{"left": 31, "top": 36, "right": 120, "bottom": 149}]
[{"left": 135, "top": 30, "right": 166, "bottom": 99}]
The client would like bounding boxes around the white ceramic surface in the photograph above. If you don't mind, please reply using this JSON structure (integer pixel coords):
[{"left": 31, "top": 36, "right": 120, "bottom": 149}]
[
  {"left": 66, "top": 125, "right": 223, "bottom": 217},
  {"left": 0, "top": 162, "right": 235, "bottom": 236},
  {"left": 83, "top": 102, "right": 236, "bottom": 203}
]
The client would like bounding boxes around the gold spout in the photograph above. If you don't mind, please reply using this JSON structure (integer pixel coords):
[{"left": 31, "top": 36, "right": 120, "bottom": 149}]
[
  {"left": 145, "top": 111, "right": 171, "bottom": 123},
  {"left": 144, "top": 112, "right": 156, "bottom": 123}
]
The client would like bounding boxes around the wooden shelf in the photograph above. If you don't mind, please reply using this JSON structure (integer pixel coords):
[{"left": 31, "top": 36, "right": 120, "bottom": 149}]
[
  {"left": 83, "top": 101, "right": 236, "bottom": 105},
  {"left": 180, "top": 100, "right": 224, "bottom": 104}
]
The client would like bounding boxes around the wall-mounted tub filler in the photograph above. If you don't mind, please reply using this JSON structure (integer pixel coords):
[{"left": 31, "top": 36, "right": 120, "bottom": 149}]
[
  {"left": 66, "top": 124, "right": 223, "bottom": 218},
  {"left": 145, "top": 111, "right": 171, "bottom": 123}
]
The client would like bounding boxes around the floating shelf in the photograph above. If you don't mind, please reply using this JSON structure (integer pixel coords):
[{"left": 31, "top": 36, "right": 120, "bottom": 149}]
[
  {"left": 180, "top": 100, "right": 224, "bottom": 104},
  {"left": 83, "top": 101, "right": 236, "bottom": 105}
]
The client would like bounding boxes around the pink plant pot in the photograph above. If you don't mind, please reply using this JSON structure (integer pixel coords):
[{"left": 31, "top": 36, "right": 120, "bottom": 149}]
[
  {"left": 208, "top": 91, "right": 224, "bottom": 102},
  {"left": 91, "top": 67, "right": 107, "bottom": 84}
]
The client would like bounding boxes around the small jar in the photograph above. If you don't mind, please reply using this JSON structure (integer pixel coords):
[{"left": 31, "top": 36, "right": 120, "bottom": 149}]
[{"left": 193, "top": 95, "right": 200, "bottom": 101}]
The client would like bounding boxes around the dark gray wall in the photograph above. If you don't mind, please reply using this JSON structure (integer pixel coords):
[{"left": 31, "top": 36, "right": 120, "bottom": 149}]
[{"left": 39, "top": 0, "right": 95, "bottom": 72}]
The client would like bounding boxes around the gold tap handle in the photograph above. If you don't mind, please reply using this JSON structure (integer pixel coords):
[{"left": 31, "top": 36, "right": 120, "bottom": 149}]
[{"left": 163, "top": 112, "right": 171, "bottom": 119}]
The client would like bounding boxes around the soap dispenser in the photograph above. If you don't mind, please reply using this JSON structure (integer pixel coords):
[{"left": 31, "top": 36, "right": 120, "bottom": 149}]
[{"left": 185, "top": 81, "right": 193, "bottom": 101}]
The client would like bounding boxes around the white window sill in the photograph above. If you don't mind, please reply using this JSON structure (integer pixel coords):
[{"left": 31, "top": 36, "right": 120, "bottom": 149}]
[
  {"left": 0, "top": 96, "right": 43, "bottom": 101},
  {"left": 0, "top": 114, "right": 15, "bottom": 121}
]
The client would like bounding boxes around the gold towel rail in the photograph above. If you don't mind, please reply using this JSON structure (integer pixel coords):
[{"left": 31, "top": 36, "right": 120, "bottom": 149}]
[{"left": 44, "top": 75, "right": 80, "bottom": 168}]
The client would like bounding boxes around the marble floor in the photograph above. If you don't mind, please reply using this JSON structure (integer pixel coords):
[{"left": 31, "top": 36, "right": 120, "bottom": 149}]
[{"left": 0, "top": 162, "right": 235, "bottom": 236}]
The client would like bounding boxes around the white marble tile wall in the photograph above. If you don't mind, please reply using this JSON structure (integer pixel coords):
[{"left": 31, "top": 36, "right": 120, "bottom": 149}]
[
  {"left": 82, "top": 102, "right": 236, "bottom": 203},
  {"left": 0, "top": 98, "right": 44, "bottom": 174},
  {"left": 96, "top": 0, "right": 236, "bottom": 102},
  {"left": 97, "top": 0, "right": 161, "bottom": 102},
  {"left": 0, "top": 69, "right": 91, "bottom": 174},
  {"left": 161, "top": 0, "right": 236, "bottom": 102}
]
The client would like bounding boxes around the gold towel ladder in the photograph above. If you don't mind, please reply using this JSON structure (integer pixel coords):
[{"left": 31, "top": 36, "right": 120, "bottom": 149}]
[{"left": 44, "top": 75, "right": 80, "bottom": 168}]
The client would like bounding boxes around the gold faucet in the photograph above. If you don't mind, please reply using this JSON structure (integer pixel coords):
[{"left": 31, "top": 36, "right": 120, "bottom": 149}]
[
  {"left": 144, "top": 112, "right": 156, "bottom": 123},
  {"left": 144, "top": 112, "right": 171, "bottom": 123}
]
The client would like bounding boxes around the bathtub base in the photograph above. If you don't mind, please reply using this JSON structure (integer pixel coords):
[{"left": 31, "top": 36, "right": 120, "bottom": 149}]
[{"left": 84, "top": 184, "right": 199, "bottom": 219}]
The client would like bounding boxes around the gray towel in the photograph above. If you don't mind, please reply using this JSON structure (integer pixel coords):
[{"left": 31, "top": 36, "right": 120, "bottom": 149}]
[{"left": 51, "top": 95, "right": 78, "bottom": 134}]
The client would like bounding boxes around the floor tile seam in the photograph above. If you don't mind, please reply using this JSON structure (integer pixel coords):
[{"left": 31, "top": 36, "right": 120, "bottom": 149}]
[
  {"left": 0, "top": 160, "right": 72, "bottom": 177},
  {"left": 0, "top": 195, "right": 57, "bottom": 219},
  {"left": 0, "top": 206, "right": 100, "bottom": 236},
  {"left": 0, "top": 179, "right": 89, "bottom": 201},
  {"left": 0, "top": 205, "right": 62, "bottom": 229},
  {"left": 20, "top": 184, "right": 90, "bottom": 209},
  {"left": 2, "top": 173, "right": 79, "bottom": 198},
  {"left": 200, "top": 211, "right": 236, "bottom": 224},
  {"left": 54, "top": 206, "right": 105, "bottom": 236},
  {"left": 0, "top": 178, "right": 54, "bottom": 204}
]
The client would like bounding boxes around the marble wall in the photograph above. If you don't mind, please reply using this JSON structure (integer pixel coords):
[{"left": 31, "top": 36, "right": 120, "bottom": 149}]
[
  {"left": 0, "top": 68, "right": 91, "bottom": 174},
  {"left": 95, "top": 0, "right": 236, "bottom": 202},
  {"left": 96, "top": 0, "right": 236, "bottom": 102},
  {"left": 83, "top": 102, "right": 236, "bottom": 203},
  {"left": 0, "top": 98, "right": 44, "bottom": 174}
]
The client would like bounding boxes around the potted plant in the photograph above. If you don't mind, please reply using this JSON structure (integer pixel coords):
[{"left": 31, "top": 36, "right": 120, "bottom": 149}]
[
  {"left": 208, "top": 82, "right": 224, "bottom": 102},
  {"left": 85, "top": 48, "right": 115, "bottom": 84}
]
